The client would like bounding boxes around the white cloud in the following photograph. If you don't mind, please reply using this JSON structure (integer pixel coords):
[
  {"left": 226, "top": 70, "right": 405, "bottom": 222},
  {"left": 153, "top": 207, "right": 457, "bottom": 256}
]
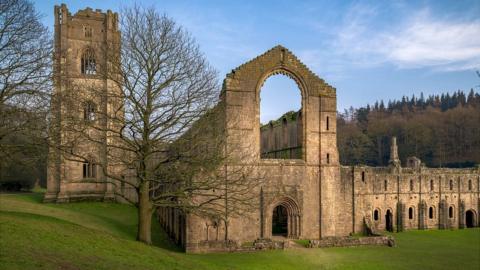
[
  {"left": 385, "top": 14, "right": 480, "bottom": 70},
  {"left": 332, "top": 8, "right": 480, "bottom": 71}
]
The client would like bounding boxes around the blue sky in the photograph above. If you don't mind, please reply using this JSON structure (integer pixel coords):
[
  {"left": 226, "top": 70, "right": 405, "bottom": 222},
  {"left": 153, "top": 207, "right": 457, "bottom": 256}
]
[{"left": 34, "top": 1, "right": 480, "bottom": 122}]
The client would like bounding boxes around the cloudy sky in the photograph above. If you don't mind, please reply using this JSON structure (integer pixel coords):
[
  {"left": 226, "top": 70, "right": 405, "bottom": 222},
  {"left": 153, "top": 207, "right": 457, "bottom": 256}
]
[{"left": 34, "top": 0, "right": 480, "bottom": 123}]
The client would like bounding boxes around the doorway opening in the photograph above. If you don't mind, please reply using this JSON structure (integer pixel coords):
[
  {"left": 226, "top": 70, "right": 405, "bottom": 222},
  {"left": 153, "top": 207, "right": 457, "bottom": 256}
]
[
  {"left": 272, "top": 205, "right": 288, "bottom": 236},
  {"left": 386, "top": 209, "right": 393, "bottom": 232},
  {"left": 466, "top": 210, "right": 476, "bottom": 228}
]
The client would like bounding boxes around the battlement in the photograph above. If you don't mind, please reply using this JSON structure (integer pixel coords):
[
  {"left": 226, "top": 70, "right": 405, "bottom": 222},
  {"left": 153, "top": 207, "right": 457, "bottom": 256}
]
[{"left": 54, "top": 3, "right": 118, "bottom": 30}]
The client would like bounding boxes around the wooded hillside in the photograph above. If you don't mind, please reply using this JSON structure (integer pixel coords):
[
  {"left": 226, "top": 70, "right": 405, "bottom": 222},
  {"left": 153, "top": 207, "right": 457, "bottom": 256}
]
[{"left": 337, "top": 89, "right": 480, "bottom": 168}]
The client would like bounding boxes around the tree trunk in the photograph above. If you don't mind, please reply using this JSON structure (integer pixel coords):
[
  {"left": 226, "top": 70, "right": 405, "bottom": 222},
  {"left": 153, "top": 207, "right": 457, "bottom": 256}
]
[
  {"left": 224, "top": 219, "right": 229, "bottom": 241},
  {"left": 137, "top": 183, "right": 153, "bottom": 244}
]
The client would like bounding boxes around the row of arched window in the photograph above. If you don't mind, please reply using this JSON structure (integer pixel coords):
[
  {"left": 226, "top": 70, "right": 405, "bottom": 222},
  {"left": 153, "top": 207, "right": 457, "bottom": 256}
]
[
  {"left": 361, "top": 175, "right": 474, "bottom": 192},
  {"left": 427, "top": 179, "right": 473, "bottom": 191},
  {"left": 414, "top": 179, "right": 473, "bottom": 191},
  {"left": 373, "top": 205, "right": 456, "bottom": 221}
]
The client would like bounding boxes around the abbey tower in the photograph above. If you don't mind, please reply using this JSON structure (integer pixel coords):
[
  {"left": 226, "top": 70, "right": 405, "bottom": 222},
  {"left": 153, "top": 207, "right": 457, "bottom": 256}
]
[{"left": 44, "top": 5, "right": 122, "bottom": 202}]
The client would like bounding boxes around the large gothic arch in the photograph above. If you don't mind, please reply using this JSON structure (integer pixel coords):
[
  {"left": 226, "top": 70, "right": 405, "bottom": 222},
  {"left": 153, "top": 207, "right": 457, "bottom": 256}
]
[
  {"left": 220, "top": 45, "right": 341, "bottom": 242},
  {"left": 222, "top": 45, "right": 338, "bottom": 164},
  {"left": 256, "top": 68, "right": 308, "bottom": 160}
]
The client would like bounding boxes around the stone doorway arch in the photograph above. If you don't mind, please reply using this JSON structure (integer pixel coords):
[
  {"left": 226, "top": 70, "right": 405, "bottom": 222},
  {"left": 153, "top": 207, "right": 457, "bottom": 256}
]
[
  {"left": 466, "top": 209, "right": 477, "bottom": 228},
  {"left": 269, "top": 197, "right": 301, "bottom": 238},
  {"left": 385, "top": 209, "right": 393, "bottom": 232}
]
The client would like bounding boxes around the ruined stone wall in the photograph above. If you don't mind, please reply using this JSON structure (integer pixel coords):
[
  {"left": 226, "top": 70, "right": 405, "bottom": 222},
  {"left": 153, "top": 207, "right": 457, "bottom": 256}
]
[
  {"left": 45, "top": 5, "right": 479, "bottom": 252},
  {"left": 185, "top": 46, "right": 340, "bottom": 253},
  {"left": 340, "top": 165, "right": 480, "bottom": 234},
  {"left": 260, "top": 111, "right": 303, "bottom": 159}
]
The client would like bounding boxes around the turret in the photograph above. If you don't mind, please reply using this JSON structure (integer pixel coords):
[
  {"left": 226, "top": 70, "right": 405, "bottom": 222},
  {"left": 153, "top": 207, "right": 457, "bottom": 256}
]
[{"left": 389, "top": 137, "right": 401, "bottom": 170}]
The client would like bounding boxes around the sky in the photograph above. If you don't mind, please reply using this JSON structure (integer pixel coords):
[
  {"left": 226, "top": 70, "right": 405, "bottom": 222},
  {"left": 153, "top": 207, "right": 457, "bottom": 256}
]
[{"left": 34, "top": 0, "right": 480, "bottom": 122}]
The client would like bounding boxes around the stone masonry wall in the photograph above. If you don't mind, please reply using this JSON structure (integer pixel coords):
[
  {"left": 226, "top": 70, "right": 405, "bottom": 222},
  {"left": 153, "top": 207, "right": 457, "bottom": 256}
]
[{"left": 339, "top": 165, "right": 480, "bottom": 234}]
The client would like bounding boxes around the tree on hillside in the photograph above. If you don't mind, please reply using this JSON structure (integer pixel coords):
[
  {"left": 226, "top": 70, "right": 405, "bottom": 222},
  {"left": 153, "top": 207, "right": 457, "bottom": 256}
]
[
  {"left": 0, "top": 0, "right": 51, "bottom": 189},
  {"left": 337, "top": 89, "right": 480, "bottom": 167},
  {"left": 54, "top": 6, "right": 262, "bottom": 245}
]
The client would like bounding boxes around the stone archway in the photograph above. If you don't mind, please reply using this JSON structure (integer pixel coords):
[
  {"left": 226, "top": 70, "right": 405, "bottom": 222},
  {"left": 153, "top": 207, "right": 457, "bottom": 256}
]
[
  {"left": 385, "top": 209, "right": 393, "bottom": 232},
  {"left": 269, "top": 197, "right": 301, "bottom": 238},
  {"left": 466, "top": 210, "right": 477, "bottom": 228},
  {"left": 256, "top": 68, "right": 307, "bottom": 161}
]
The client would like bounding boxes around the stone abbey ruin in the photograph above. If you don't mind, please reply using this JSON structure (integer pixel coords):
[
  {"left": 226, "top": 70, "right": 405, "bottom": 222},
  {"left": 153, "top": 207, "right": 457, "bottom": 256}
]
[{"left": 46, "top": 5, "right": 479, "bottom": 253}]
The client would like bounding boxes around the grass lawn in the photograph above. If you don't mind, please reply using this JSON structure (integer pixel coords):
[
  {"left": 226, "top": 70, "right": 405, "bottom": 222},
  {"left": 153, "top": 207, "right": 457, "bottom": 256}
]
[{"left": 1, "top": 192, "right": 479, "bottom": 269}]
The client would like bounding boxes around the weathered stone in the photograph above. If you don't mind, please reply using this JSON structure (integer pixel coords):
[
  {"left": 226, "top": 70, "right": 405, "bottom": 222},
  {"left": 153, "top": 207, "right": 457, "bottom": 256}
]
[{"left": 46, "top": 4, "right": 480, "bottom": 254}]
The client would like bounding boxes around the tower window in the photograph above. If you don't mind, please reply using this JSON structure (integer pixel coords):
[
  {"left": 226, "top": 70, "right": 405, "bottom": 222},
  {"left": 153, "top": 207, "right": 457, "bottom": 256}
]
[
  {"left": 408, "top": 207, "right": 413, "bottom": 219},
  {"left": 430, "top": 180, "right": 434, "bottom": 191},
  {"left": 81, "top": 48, "right": 96, "bottom": 75},
  {"left": 326, "top": 116, "right": 329, "bottom": 131},
  {"left": 410, "top": 179, "right": 414, "bottom": 191},
  {"left": 449, "top": 179, "right": 453, "bottom": 190},
  {"left": 361, "top": 171, "right": 365, "bottom": 182},
  {"left": 326, "top": 153, "right": 330, "bottom": 164},
  {"left": 384, "top": 180, "right": 387, "bottom": 191},
  {"left": 468, "top": 179, "right": 472, "bottom": 191},
  {"left": 84, "top": 25, "right": 92, "bottom": 38},
  {"left": 82, "top": 161, "right": 97, "bottom": 178},
  {"left": 84, "top": 101, "right": 96, "bottom": 121},
  {"left": 58, "top": 9, "right": 63, "bottom": 24}
]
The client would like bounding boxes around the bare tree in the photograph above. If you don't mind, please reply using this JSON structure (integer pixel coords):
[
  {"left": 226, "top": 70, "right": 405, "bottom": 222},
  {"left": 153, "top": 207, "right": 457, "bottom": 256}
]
[
  {"left": 53, "top": 5, "right": 262, "bottom": 245},
  {"left": 0, "top": 0, "right": 51, "bottom": 187},
  {"left": 157, "top": 106, "right": 264, "bottom": 241}
]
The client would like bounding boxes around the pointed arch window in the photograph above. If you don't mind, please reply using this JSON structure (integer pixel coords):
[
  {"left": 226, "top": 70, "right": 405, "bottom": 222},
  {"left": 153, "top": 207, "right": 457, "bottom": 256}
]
[
  {"left": 259, "top": 73, "right": 302, "bottom": 159},
  {"left": 84, "top": 101, "right": 96, "bottom": 122},
  {"left": 81, "top": 48, "right": 96, "bottom": 75},
  {"left": 84, "top": 25, "right": 92, "bottom": 38}
]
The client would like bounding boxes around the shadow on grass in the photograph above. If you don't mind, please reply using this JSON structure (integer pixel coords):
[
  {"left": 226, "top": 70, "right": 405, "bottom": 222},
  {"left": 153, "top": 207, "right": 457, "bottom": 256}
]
[{"left": 3, "top": 190, "right": 183, "bottom": 253}]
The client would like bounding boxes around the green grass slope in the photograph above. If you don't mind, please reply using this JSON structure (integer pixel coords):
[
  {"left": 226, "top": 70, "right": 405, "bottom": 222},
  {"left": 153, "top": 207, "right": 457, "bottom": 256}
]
[{"left": 1, "top": 192, "right": 479, "bottom": 270}]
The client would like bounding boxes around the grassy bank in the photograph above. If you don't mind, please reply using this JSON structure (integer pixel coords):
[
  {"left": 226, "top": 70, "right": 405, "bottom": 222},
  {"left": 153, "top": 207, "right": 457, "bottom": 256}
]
[{"left": 1, "top": 192, "right": 479, "bottom": 269}]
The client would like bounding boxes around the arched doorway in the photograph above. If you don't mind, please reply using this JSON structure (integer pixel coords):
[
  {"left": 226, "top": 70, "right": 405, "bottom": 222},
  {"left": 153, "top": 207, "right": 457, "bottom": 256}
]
[
  {"left": 272, "top": 205, "right": 288, "bottom": 236},
  {"left": 385, "top": 209, "right": 393, "bottom": 232},
  {"left": 269, "top": 197, "right": 301, "bottom": 238},
  {"left": 466, "top": 210, "right": 477, "bottom": 228}
]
